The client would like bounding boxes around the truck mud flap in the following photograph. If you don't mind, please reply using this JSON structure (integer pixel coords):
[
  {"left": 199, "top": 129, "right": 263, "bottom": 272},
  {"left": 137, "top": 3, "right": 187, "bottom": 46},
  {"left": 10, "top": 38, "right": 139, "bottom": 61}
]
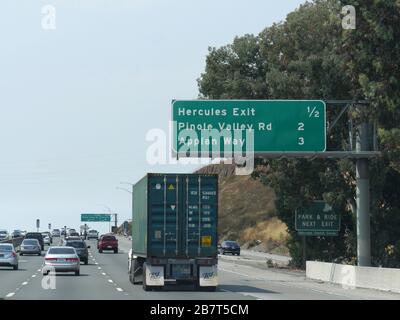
[
  {"left": 144, "top": 263, "right": 165, "bottom": 287},
  {"left": 199, "top": 265, "right": 218, "bottom": 287}
]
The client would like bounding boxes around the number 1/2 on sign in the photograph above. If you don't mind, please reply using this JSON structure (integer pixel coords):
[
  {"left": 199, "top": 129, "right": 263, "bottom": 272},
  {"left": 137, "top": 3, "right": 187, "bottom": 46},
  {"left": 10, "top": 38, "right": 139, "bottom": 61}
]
[{"left": 308, "top": 106, "right": 320, "bottom": 118}]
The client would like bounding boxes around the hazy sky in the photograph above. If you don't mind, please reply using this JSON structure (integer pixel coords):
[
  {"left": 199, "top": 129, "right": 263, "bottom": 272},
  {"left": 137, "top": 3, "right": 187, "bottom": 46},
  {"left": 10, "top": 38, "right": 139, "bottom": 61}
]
[{"left": 0, "top": 0, "right": 306, "bottom": 234}]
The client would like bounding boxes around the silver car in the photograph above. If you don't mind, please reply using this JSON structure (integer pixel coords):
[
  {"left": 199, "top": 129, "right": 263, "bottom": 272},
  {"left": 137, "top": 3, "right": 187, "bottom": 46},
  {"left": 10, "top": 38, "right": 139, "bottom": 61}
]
[
  {"left": 0, "top": 230, "right": 9, "bottom": 241},
  {"left": 0, "top": 244, "right": 19, "bottom": 270},
  {"left": 87, "top": 230, "right": 99, "bottom": 240},
  {"left": 20, "top": 239, "right": 42, "bottom": 256},
  {"left": 42, "top": 246, "right": 80, "bottom": 276}
]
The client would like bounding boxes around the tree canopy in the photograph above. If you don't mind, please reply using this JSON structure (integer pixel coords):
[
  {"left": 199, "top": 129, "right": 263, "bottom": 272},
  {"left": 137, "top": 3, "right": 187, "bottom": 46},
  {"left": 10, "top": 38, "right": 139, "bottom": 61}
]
[{"left": 198, "top": 0, "right": 400, "bottom": 267}]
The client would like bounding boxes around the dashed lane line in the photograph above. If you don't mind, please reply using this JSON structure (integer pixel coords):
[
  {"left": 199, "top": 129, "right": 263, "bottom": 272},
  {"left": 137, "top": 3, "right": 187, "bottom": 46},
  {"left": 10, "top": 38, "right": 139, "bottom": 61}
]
[{"left": 6, "top": 293, "right": 15, "bottom": 298}]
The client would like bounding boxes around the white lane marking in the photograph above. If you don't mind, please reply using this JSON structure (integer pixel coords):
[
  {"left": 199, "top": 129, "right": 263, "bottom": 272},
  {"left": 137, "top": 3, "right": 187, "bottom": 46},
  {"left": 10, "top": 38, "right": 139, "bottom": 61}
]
[
  {"left": 102, "top": 272, "right": 106, "bottom": 276},
  {"left": 32, "top": 275, "right": 36, "bottom": 278},
  {"left": 6, "top": 293, "right": 15, "bottom": 298},
  {"left": 22, "top": 282, "right": 28, "bottom": 286},
  {"left": 95, "top": 262, "right": 99, "bottom": 265},
  {"left": 98, "top": 267, "right": 101, "bottom": 270},
  {"left": 116, "top": 288, "right": 123, "bottom": 292},
  {"left": 219, "top": 267, "right": 251, "bottom": 278},
  {"left": 37, "top": 269, "right": 41, "bottom": 272},
  {"left": 108, "top": 279, "right": 113, "bottom": 283},
  {"left": 219, "top": 266, "right": 360, "bottom": 300}
]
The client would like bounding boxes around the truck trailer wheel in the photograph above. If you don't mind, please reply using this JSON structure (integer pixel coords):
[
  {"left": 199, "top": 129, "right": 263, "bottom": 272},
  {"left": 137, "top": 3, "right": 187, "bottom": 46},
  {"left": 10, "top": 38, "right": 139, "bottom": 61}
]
[{"left": 131, "top": 258, "right": 143, "bottom": 285}]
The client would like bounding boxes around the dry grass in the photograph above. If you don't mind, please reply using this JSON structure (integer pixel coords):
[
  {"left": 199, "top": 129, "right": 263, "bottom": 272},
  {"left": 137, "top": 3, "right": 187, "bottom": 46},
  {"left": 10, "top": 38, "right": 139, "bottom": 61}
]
[
  {"left": 197, "top": 164, "right": 289, "bottom": 253},
  {"left": 241, "top": 217, "right": 289, "bottom": 248}
]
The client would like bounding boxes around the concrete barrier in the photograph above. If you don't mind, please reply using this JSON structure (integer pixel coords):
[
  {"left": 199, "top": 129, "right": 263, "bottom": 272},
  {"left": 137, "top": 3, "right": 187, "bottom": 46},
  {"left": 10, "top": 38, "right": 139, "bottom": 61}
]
[
  {"left": 306, "top": 261, "right": 400, "bottom": 293},
  {"left": 0, "top": 237, "right": 24, "bottom": 250}
]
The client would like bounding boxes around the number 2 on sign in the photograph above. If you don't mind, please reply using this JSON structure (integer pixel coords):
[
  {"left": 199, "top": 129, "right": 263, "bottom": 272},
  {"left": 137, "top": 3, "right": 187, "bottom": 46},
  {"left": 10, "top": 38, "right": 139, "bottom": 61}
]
[{"left": 298, "top": 137, "right": 305, "bottom": 145}]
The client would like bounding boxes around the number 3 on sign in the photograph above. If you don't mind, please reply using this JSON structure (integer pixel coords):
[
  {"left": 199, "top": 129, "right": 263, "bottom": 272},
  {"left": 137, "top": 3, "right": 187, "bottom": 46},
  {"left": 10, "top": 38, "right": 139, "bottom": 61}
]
[{"left": 298, "top": 137, "right": 305, "bottom": 145}]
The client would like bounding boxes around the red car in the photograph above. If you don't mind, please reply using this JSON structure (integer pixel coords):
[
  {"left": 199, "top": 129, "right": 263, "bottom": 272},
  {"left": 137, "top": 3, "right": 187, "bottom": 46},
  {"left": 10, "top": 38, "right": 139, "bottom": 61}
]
[{"left": 97, "top": 235, "right": 118, "bottom": 254}]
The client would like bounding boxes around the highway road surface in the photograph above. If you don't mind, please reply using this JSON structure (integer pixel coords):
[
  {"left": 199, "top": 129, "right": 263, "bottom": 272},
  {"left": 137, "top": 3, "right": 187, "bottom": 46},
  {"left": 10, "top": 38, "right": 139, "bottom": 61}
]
[{"left": 1, "top": 236, "right": 400, "bottom": 300}]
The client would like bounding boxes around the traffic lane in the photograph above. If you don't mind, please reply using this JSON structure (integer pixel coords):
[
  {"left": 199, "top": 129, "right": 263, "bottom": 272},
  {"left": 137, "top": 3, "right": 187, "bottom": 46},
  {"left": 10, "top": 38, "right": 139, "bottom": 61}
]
[
  {"left": 89, "top": 241, "right": 254, "bottom": 300},
  {"left": 218, "top": 259, "right": 400, "bottom": 300},
  {"left": 7, "top": 251, "right": 130, "bottom": 300},
  {"left": 0, "top": 249, "right": 47, "bottom": 299},
  {"left": 218, "top": 260, "right": 344, "bottom": 300}
]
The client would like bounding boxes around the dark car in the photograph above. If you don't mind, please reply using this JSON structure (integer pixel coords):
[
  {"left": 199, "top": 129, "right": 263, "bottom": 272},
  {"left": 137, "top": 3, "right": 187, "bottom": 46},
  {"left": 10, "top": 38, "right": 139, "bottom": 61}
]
[
  {"left": 97, "top": 235, "right": 118, "bottom": 253},
  {"left": 64, "top": 240, "right": 90, "bottom": 265},
  {"left": 11, "top": 230, "right": 22, "bottom": 238},
  {"left": 25, "top": 232, "right": 44, "bottom": 251},
  {"left": 219, "top": 240, "right": 240, "bottom": 256}
]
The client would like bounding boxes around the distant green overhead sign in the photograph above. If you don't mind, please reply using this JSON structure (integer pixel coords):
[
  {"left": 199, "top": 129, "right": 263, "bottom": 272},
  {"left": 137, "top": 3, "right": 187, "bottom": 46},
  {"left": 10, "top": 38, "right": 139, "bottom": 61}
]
[
  {"left": 81, "top": 214, "right": 111, "bottom": 222},
  {"left": 295, "top": 201, "right": 340, "bottom": 236},
  {"left": 172, "top": 100, "right": 326, "bottom": 155}
]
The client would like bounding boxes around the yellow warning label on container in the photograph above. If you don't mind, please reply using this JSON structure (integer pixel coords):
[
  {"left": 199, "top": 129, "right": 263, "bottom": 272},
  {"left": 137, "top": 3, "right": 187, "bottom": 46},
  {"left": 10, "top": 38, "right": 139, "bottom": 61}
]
[
  {"left": 201, "top": 236, "right": 212, "bottom": 247},
  {"left": 168, "top": 184, "right": 175, "bottom": 190}
]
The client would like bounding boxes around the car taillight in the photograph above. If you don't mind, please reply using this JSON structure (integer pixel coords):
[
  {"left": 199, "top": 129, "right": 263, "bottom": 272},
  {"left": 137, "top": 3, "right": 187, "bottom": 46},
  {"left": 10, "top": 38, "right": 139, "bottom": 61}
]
[
  {"left": 45, "top": 257, "right": 57, "bottom": 261},
  {"left": 66, "top": 258, "right": 79, "bottom": 261}
]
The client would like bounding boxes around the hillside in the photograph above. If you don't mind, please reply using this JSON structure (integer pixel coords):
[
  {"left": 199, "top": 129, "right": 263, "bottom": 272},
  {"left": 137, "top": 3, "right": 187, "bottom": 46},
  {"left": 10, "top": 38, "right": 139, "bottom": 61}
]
[{"left": 196, "top": 164, "right": 289, "bottom": 254}]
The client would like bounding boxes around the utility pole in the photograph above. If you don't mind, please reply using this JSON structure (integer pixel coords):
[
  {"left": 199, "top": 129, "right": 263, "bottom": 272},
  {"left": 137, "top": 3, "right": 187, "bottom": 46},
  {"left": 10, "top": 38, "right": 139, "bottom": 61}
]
[{"left": 356, "top": 119, "right": 372, "bottom": 266}]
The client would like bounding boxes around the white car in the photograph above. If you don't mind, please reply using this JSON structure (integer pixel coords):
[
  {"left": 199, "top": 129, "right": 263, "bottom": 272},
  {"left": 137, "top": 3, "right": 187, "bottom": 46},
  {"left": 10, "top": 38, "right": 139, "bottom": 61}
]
[
  {"left": 87, "top": 230, "right": 99, "bottom": 240},
  {"left": 42, "top": 246, "right": 80, "bottom": 276},
  {"left": 43, "top": 235, "right": 51, "bottom": 245}
]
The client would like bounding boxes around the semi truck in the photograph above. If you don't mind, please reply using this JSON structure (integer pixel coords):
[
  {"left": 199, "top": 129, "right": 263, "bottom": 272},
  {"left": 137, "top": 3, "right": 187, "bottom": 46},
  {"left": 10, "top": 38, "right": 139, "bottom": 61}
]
[{"left": 128, "top": 173, "right": 218, "bottom": 291}]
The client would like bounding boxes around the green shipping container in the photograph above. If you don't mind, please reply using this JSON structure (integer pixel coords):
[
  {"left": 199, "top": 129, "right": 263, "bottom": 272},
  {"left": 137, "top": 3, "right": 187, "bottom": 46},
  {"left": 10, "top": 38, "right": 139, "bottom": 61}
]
[{"left": 132, "top": 173, "right": 218, "bottom": 259}]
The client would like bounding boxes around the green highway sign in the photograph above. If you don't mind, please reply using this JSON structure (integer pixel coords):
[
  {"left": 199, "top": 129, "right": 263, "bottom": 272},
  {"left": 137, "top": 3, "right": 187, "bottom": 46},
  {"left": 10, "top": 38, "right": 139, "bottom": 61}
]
[
  {"left": 172, "top": 100, "right": 326, "bottom": 155},
  {"left": 295, "top": 201, "right": 340, "bottom": 236},
  {"left": 81, "top": 213, "right": 111, "bottom": 222}
]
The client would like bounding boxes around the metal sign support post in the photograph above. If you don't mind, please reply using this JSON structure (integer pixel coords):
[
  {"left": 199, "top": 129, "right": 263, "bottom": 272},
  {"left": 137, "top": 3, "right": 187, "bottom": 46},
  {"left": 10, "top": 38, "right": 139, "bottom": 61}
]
[
  {"left": 302, "top": 236, "right": 306, "bottom": 269},
  {"left": 356, "top": 121, "right": 372, "bottom": 267}
]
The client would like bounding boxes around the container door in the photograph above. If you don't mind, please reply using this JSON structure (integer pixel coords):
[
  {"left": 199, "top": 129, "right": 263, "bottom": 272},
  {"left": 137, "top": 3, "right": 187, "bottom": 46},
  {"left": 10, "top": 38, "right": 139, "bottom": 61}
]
[
  {"left": 148, "top": 175, "right": 180, "bottom": 257},
  {"left": 182, "top": 175, "right": 218, "bottom": 258}
]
